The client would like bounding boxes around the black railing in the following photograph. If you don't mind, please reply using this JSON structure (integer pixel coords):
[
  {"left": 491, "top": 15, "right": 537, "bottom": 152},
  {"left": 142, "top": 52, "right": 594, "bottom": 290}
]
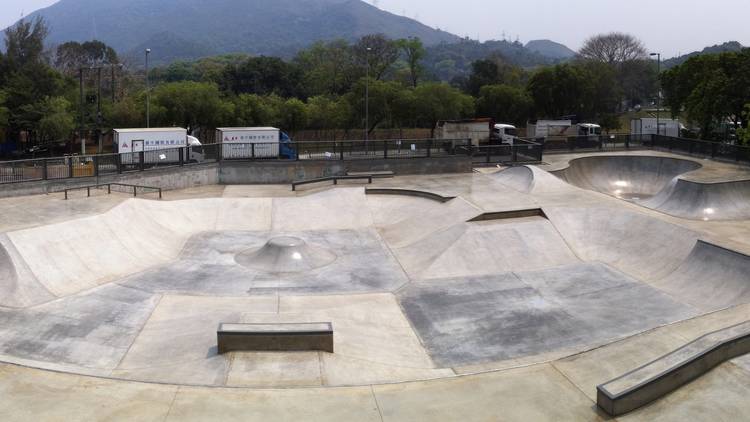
[
  {"left": 62, "top": 183, "right": 163, "bottom": 200},
  {"left": 540, "top": 134, "right": 750, "bottom": 165},
  {"left": 458, "top": 138, "right": 544, "bottom": 164},
  {"left": 0, "top": 139, "right": 474, "bottom": 185}
]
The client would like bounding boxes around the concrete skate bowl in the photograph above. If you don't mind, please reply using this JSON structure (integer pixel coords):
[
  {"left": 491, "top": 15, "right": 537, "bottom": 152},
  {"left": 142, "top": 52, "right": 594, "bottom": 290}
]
[
  {"left": 1, "top": 187, "right": 750, "bottom": 390},
  {"left": 556, "top": 155, "right": 750, "bottom": 220},
  {"left": 555, "top": 155, "right": 702, "bottom": 201}
]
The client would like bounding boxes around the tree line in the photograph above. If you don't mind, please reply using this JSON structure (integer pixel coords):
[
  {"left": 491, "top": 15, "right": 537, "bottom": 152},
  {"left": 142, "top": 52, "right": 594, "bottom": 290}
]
[{"left": 4, "top": 18, "right": 745, "bottom": 155}]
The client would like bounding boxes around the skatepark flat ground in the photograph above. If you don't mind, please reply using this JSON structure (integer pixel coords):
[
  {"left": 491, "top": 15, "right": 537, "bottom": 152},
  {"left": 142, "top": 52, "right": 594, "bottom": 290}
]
[{"left": 1, "top": 150, "right": 750, "bottom": 421}]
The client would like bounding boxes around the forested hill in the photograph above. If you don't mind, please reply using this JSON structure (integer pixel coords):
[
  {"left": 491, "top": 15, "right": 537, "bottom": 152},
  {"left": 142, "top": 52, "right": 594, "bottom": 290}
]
[
  {"left": 13, "top": 0, "right": 460, "bottom": 63},
  {"left": 663, "top": 41, "right": 746, "bottom": 68}
]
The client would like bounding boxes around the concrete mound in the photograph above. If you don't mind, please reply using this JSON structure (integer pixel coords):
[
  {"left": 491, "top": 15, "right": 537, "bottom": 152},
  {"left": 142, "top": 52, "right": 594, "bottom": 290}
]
[
  {"left": 235, "top": 236, "right": 337, "bottom": 273},
  {"left": 555, "top": 155, "right": 702, "bottom": 200}
]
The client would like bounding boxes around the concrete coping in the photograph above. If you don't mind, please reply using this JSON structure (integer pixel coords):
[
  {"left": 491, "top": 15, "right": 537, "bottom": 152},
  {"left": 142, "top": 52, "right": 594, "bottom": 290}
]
[
  {"left": 364, "top": 188, "right": 455, "bottom": 203},
  {"left": 597, "top": 320, "right": 750, "bottom": 416},
  {"left": 217, "top": 322, "right": 335, "bottom": 354},
  {"left": 467, "top": 208, "right": 548, "bottom": 222}
]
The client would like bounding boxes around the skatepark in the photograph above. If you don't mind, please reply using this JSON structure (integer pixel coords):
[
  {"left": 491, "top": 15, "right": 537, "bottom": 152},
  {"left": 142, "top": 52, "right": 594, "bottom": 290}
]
[{"left": 0, "top": 149, "right": 749, "bottom": 420}]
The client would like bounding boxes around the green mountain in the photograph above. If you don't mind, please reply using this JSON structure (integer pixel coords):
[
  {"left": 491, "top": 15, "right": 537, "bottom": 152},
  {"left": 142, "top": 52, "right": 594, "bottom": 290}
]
[
  {"left": 525, "top": 39, "right": 576, "bottom": 60},
  {"left": 13, "top": 0, "right": 460, "bottom": 63},
  {"left": 663, "top": 41, "right": 745, "bottom": 68}
]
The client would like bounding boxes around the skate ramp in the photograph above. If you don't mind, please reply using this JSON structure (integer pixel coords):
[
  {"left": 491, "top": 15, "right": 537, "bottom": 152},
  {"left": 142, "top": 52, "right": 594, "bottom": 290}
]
[
  {"left": 392, "top": 217, "right": 579, "bottom": 280},
  {"left": 652, "top": 241, "right": 750, "bottom": 311},
  {"left": 555, "top": 155, "right": 702, "bottom": 200},
  {"left": 640, "top": 178, "right": 750, "bottom": 221},
  {"left": 544, "top": 206, "right": 699, "bottom": 281},
  {"left": 0, "top": 235, "right": 55, "bottom": 308},
  {"left": 490, "top": 166, "right": 535, "bottom": 193}
]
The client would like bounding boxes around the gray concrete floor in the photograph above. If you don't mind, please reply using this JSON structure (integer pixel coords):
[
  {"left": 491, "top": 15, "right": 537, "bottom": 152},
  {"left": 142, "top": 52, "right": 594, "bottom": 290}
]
[{"left": 0, "top": 150, "right": 749, "bottom": 420}]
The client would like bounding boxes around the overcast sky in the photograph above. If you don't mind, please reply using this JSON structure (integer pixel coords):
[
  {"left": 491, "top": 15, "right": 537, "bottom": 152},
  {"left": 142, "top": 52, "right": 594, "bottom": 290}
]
[{"left": 1, "top": 0, "right": 748, "bottom": 57}]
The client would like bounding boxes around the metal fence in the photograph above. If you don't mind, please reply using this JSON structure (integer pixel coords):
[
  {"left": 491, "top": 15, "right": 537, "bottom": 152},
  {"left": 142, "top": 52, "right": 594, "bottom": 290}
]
[
  {"left": 539, "top": 134, "right": 750, "bottom": 165},
  {"left": 0, "top": 139, "right": 477, "bottom": 185}
]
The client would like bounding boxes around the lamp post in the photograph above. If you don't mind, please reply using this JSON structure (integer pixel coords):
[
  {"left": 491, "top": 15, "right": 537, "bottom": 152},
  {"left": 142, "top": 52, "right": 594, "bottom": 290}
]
[
  {"left": 365, "top": 46, "right": 371, "bottom": 142},
  {"left": 650, "top": 52, "right": 661, "bottom": 137},
  {"left": 145, "top": 48, "right": 151, "bottom": 128}
]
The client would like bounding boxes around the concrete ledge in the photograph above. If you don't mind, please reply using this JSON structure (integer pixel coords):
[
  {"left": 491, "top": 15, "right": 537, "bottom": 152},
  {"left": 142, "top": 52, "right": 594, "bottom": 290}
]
[
  {"left": 217, "top": 322, "right": 334, "bottom": 354},
  {"left": 467, "top": 208, "right": 548, "bottom": 222},
  {"left": 365, "top": 188, "right": 455, "bottom": 203},
  {"left": 597, "top": 320, "right": 750, "bottom": 416}
]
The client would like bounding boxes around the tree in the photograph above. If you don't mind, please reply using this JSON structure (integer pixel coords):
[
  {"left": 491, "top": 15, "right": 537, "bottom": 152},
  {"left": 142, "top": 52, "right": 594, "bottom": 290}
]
[
  {"left": 476, "top": 85, "right": 532, "bottom": 125},
  {"left": 151, "top": 82, "right": 233, "bottom": 135},
  {"left": 738, "top": 104, "right": 750, "bottom": 145},
  {"left": 579, "top": 32, "right": 647, "bottom": 64},
  {"left": 345, "top": 78, "right": 403, "bottom": 134},
  {"left": 231, "top": 94, "right": 277, "bottom": 127},
  {"left": 397, "top": 38, "right": 426, "bottom": 87},
  {"left": 294, "top": 40, "right": 359, "bottom": 96},
  {"left": 37, "top": 97, "right": 75, "bottom": 142},
  {"left": 354, "top": 34, "right": 399, "bottom": 81},
  {"left": 306, "top": 96, "right": 351, "bottom": 132},
  {"left": 466, "top": 56, "right": 524, "bottom": 96},
  {"left": 221, "top": 56, "right": 301, "bottom": 97},
  {"left": 662, "top": 49, "right": 750, "bottom": 136},
  {"left": 0, "top": 91, "right": 9, "bottom": 129},
  {"left": 54, "top": 40, "right": 118, "bottom": 76},
  {"left": 4, "top": 17, "right": 48, "bottom": 68},
  {"left": 278, "top": 98, "right": 308, "bottom": 133},
  {"left": 411, "top": 83, "right": 475, "bottom": 134}
]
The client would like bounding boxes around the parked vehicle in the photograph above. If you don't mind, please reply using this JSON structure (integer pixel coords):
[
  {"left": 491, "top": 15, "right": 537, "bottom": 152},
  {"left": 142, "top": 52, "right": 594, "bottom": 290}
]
[
  {"left": 631, "top": 118, "right": 682, "bottom": 138},
  {"left": 113, "top": 128, "right": 203, "bottom": 163},
  {"left": 215, "top": 127, "right": 296, "bottom": 159},
  {"left": 527, "top": 120, "right": 601, "bottom": 140},
  {"left": 492, "top": 124, "right": 519, "bottom": 145}
]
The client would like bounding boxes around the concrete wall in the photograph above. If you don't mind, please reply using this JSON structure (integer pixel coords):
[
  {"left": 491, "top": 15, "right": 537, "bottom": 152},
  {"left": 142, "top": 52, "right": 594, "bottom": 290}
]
[
  {"left": 219, "top": 157, "right": 472, "bottom": 185},
  {"left": 0, "top": 157, "right": 471, "bottom": 197},
  {"left": 0, "top": 164, "right": 219, "bottom": 198}
]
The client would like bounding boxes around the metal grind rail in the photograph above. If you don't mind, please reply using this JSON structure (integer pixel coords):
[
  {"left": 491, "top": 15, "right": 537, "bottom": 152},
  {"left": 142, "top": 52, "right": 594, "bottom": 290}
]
[{"left": 62, "top": 183, "right": 162, "bottom": 200}]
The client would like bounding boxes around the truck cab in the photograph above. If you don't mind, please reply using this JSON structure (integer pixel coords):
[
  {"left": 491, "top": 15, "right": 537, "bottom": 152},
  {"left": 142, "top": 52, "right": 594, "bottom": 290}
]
[
  {"left": 577, "top": 123, "right": 602, "bottom": 137},
  {"left": 492, "top": 124, "right": 518, "bottom": 145}
]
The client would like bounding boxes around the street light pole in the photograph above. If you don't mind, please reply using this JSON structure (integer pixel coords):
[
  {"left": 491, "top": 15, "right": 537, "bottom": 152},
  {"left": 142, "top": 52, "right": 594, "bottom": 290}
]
[
  {"left": 650, "top": 52, "right": 661, "bottom": 137},
  {"left": 145, "top": 48, "right": 151, "bottom": 128},
  {"left": 365, "top": 47, "right": 371, "bottom": 142}
]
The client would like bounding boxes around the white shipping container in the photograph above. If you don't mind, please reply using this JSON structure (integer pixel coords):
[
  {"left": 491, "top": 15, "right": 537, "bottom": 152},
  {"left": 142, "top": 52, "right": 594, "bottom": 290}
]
[{"left": 216, "top": 127, "right": 280, "bottom": 158}]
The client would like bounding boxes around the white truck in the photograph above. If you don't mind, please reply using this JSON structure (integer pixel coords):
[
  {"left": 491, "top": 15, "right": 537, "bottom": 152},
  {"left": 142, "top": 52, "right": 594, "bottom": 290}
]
[
  {"left": 215, "top": 127, "right": 295, "bottom": 159},
  {"left": 631, "top": 118, "right": 682, "bottom": 138},
  {"left": 492, "top": 124, "right": 519, "bottom": 144},
  {"left": 527, "top": 120, "right": 601, "bottom": 139},
  {"left": 113, "top": 128, "right": 203, "bottom": 162}
]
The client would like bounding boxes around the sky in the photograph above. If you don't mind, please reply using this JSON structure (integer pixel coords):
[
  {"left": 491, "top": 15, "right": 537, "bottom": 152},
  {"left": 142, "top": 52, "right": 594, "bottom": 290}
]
[{"left": 0, "top": 0, "right": 748, "bottom": 58}]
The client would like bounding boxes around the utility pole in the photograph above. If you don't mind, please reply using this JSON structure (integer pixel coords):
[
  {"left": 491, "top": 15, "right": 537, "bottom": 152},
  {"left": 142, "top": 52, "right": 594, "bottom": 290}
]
[
  {"left": 365, "top": 46, "right": 371, "bottom": 142},
  {"left": 79, "top": 68, "right": 85, "bottom": 155},
  {"left": 96, "top": 66, "right": 103, "bottom": 153},
  {"left": 145, "top": 48, "right": 151, "bottom": 128},
  {"left": 650, "top": 52, "right": 661, "bottom": 137}
]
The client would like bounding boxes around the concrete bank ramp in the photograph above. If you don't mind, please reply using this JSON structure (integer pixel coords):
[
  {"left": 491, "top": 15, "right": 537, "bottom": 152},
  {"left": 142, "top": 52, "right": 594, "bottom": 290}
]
[
  {"left": 0, "top": 235, "right": 55, "bottom": 308},
  {"left": 640, "top": 177, "right": 750, "bottom": 221},
  {"left": 544, "top": 206, "right": 699, "bottom": 281},
  {"left": 554, "top": 155, "right": 702, "bottom": 200},
  {"left": 489, "top": 166, "right": 535, "bottom": 193},
  {"left": 373, "top": 197, "right": 479, "bottom": 249},
  {"left": 652, "top": 241, "right": 750, "bottom": 311},
  {"left": 393, "top": 217, "right": 579, "bottom": 280}
]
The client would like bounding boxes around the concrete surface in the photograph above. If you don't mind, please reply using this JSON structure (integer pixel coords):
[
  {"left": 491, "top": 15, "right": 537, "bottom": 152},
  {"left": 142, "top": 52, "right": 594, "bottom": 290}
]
[{"left": 0, "top": 149, "right": 749, "bottom": 420}]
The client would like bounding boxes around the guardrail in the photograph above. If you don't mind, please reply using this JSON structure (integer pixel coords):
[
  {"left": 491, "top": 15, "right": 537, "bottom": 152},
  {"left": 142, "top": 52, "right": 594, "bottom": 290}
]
[{"left": 61, "top": 183, "right": 162, "bottom": 200}]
